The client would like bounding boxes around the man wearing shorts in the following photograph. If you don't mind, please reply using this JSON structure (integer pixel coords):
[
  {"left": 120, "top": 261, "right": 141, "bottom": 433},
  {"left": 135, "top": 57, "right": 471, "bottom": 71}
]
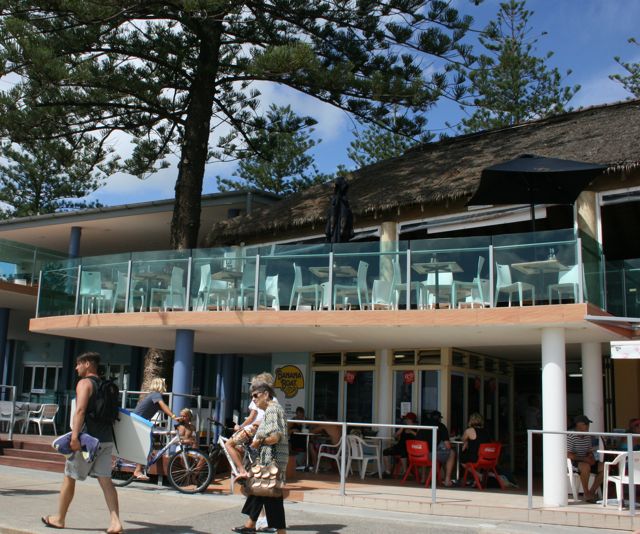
[
  {"left": 41, "top": 352, "right": 123, "bottom": 534},
  {"left": 568, "top": 414, "right": 603, "bottom": 502}
]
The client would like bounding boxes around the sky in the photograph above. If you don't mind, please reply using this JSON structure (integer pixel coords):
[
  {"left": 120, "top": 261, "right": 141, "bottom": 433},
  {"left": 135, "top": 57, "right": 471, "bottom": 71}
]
[{"left": 85, "top": 0, "right": 640, "bottom": 207}]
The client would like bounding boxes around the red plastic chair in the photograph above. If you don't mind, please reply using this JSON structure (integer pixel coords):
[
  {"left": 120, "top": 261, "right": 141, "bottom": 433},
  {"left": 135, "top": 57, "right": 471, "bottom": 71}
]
[
  {"left": 461, "top": 442, "right": 505, "bottom": 490},
  {"left": 401, "top": 440, "right": 441, "bottom": 487}
]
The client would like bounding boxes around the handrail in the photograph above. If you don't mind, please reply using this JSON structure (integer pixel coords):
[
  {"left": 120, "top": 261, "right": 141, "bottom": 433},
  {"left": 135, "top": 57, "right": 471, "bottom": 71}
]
[
  {"left": 288, "top": 419, "right": 439, "bottom": 501},
  {"left": 527, "top": 429, "right": 639, "bottom": 515}
]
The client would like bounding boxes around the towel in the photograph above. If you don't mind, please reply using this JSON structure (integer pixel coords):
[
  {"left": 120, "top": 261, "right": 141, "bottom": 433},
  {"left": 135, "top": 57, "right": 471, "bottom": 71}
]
[{"left": 52, "top": 432, "right": 100, "bottom": 462}]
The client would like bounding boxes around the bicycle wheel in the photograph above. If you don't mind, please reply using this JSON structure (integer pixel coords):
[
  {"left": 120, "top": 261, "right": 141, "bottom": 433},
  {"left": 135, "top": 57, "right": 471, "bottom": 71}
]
[
  {"left": 168, "top": 449, "right": 213, "bottom": 494},
  {"left": 111, "top": 456, "right": 135, "bottom": 487}
]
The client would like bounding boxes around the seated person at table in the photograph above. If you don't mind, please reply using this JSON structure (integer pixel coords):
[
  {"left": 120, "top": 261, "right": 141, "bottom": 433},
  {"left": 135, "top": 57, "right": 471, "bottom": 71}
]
[
  {"left": 382, "top": 412, "right": 418, "bottom": 478},
  {"left": 288, "top": 407, "right": 308, "bottom": 462},
  {"left": 417, "top": 410, "right": 456, "bottom": 486},
  {"left": 309, "top": 417, "right": 342, "bottom": 470},
  {"left": 567, "top": 414, "right": 603, "bottom": 503},
  {"left": 459, "top": 412, "right": 491, "bottom": 465}
]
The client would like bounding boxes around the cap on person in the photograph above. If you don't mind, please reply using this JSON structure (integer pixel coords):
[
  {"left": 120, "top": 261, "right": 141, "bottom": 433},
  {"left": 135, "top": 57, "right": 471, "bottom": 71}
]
[
  {"left": 574, "top": 415, "right": 593, "bottom": 425},
  {"left": 430, "top": 410, "right": 443, "bottom": 420},
  {"left": 404, "top": 412, "right": 417, "bottom": 422}
]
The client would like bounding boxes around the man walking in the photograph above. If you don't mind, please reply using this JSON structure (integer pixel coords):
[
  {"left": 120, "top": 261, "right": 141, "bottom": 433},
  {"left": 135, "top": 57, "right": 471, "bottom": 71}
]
[{"left": 41, "top": 352, "right": 123, "bottom": 533}]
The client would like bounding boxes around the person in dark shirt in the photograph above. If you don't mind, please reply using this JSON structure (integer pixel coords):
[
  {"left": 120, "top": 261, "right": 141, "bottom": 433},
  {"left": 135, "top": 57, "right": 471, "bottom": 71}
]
[
  {"left": 41, "top": 352, "right": 123, "bottom": 534},
  {"left": 382, "top": 412, "right": 418, "bottom": 478},
  {"left": 416, "top": 410, "right": 456, "bottom": 486},
  {"left": 132, "top": 377, "right": 178, "bottom": 480},
  {"left": 459, "top": 412, "right": 491, "bottom": 465}
]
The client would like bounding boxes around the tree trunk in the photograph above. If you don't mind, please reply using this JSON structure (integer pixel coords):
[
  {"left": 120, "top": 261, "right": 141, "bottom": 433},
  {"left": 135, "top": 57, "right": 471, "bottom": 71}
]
[
  {"left": 170, "top": 22, "right": 222, "bottom": 250},
  {"left": 141, "top": 348, "right": 174, "bottom": 392}
]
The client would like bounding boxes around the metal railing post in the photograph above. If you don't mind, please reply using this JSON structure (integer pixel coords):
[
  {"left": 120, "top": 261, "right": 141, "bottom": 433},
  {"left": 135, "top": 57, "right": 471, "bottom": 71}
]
[
  {"left": 328, "top": 252, "right": 334, "bottom": 311},
  {"left": 185, "top": 256, "right": 193, "bottom": 311},
  {"left": 576, "top": 238, "right": 584, "bottom": 303},
  {"left": 489, "top": 245, "right": 495, "bottom": 307},
  {"left": 35, "top": 270, "right": 43, "bottom": 318},
  {"left": 406, "top": 248, "right": 412, "bottom": 310},
  {"left": 431, "top": 425, "right": 437, "bottom": 503},
  {"left": 339, "top": 422, "right": 347, "bottom": 495},
  {"left": 628, "top": 434, "right": 636, "bottom": 516},
  {"left": 125, "top": 260, "right": 133, "bottom": 313},
  {"left": 527, "top": 430, "right": 533, "bottom": 509},
  {"left": 253, "top": 254, "right": 260, "bottom": 311},
  {"left": 74, "top": 265, "right": 82, "bottom": 315}
]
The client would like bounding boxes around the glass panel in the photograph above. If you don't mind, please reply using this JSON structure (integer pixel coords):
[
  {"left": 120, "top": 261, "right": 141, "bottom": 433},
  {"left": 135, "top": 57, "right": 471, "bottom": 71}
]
[
  {"left": 38, "top": 263, "right": 79, "bottom": 317},
  {"left": 21, "top": 366, "right": 33, "bottom": 394},
  {"left": 79, "top": 254, "right": 130, "bottom": 314},
  {"left": 131, "top": 250, "right": 190, "bottom": 311},
  {"left": 417, "top": 349, "right": 440, "bottom": 365},
  {"left": 605, "top": 258, "right": 640, "bottom": 317},
  {"left": 393, "top": 350, "right": 414, "bottom": 365},
  {"left": 581, "top": 232, "right": 604, "bottom": 309},
  {"left": 468, "top": 375, "right": 481, "bottom": 415},
  {"left": 393, "top": 370, "right": 414, "bottom": 423},
  {"left": 344, "top": 351, "right": 375, "bottom": 365},
  {"left": 484, "top": 378, "right": 496, "bottom": 436},
  {"left": 345, "top": 370, "right": 373, "bottom": 423},
  {"left": 0, "top": 238, "right": 64, "bottom": 285},
  {"left": 33, "top": 367, "right": 45, "bottom": 390},
  {"left": 312, "top": 352, "right": 342, "bottom": 366},
  {"left": 410, "top": 236, "right": 491, "bottom": 309},
  {"left": 313, "top": 372, "right": 339, "bottom": 420},
  {"left": 45, "top": 367, "right": 56, "bottom": 390},
  {"left": 450, "top": 373, "right": 465, "bottom": 437},
  {"left": 498, "top": 381, "right": 511, "bottom": 446},
  {"left": 419, "top": 370, "right": 439, "bottom": 422}
]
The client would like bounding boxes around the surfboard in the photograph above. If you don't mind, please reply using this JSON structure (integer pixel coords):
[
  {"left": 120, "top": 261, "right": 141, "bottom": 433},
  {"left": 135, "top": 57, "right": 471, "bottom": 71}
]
[{"left": 112, "top": 408, "right": 153, "bottom": 464}]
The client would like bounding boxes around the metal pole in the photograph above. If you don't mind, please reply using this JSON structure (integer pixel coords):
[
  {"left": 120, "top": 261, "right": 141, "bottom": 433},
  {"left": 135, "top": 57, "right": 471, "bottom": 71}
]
[
  {"left": 527, "top": 429, "right": 533, "bottom": 509},
  {"left": 125, "top": 260, "right": 133, "bottom": 312},
  {"left": 629, "top": 434, "right": 636, "bottom": 516},
  {"left": 576, "top": 238, "right": 584, "bottom": 303},
  {"left": 406, "top": 249, "right": 412, "bottom": 310},
  {"left": 35, "top": 271, "right": 43, "bottom": 318},
  {"left": 339, "top": 422, "right": 347, "bottom": 496},
  {"left": 328, "top": 252, "right": 334, "bottom": 311},
  {"left": 8, "top": 385, "right": 16, "bottom": 441},
  {"left": 74, "top": 265, "right": 81, "bottom": 315},
  {"left": 489, "top": 245, "right": 495, "bottom": 307},
  {"left": 431, "top": 425, "right": 437, "bottom": 503},
  {"left": 253, "top": 255, "right": 260, "bottom": 311},
  {"left": 185, "top": 256, "right": 193, "bottom": 311}
]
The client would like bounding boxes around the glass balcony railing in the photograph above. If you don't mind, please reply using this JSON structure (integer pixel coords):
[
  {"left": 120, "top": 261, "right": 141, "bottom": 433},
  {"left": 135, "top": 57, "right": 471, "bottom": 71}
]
[
  {"left": 0, "top": 238, "right": 66, "bottom": 287},
  {"left": 35, "top": 229, "right": 604, "bottom": 317}
]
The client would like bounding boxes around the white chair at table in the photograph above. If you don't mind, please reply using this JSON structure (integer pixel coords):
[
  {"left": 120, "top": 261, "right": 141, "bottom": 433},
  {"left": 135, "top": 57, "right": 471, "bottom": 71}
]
[
  {"left": 315, "top": 436, "right": 343, "bottom": 475},
  {"left": 257, "top": 274, "right": 280, "bottom": 310},
  {"left": 346, "top": 434, "right": 382, "bottom": 479},
  {"left": 392, "top": 258, "right": 420, "bottom": 309},
  {"left": 333, "top": 261, "right": 369, "bottom": 309},
  {"left": 289, "top": 263, "right": 321, "bottom": 310},
  {"left": 451, "top": 256, "right": 490, "bottom": 308},
  {"left": 548, "top": 264, "right": 580, "bottom": 304},
  {"left": 419, "top": 271, "right": 453, "bottom": 309},
  {"left": 193, "top": 263, "right": 212, "bottom": 310},
  {"left": 149, "top": 266, "right": 185, "bottom": 310},
  {"left": 79, "top": 271, "right": 104, "bottom": 313},
  {"left": 567, "top": 458, "right": 598, "bottom": 501},
  {"left": 237, "top": 263, "right": 266, "bottom": 310},
  {"left": 0, "top": 401, "right": 27, "bottom": 433},
  {"left": 495, "top": 263, "right": 535, "bottom": 306},
  {"left": 25, "top": 403, "right": 59, "bottom": 435},
  {"left": 603, "top": 451, "right": 640, "bottom": 510}
]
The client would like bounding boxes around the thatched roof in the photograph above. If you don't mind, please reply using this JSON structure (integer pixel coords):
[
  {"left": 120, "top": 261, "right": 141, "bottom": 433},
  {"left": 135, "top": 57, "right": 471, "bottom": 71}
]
[{"left": 207, "top": 99, "right": 640, "bottom": 246}]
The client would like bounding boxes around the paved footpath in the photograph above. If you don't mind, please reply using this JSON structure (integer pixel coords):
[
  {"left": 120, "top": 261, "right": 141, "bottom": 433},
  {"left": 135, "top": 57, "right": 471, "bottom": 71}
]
[{"left": 0, "top": 466, "right": 628, "bottom": 534}]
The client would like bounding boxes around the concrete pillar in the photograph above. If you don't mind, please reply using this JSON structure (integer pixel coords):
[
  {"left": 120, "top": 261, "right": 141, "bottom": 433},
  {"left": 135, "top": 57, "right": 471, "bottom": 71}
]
[
  {"left": 440, "top": 347, "right": 452, "bottom": 425},
  {"left": 172, "top": 329, "right": 194, "bottom": 415},
  {"left": 541, "top": 327, "right": 568, "bottom": 507},
  {"left": 68, "top": 226, "right": 82, "bottom": 258},
  {"left": 379, "top": 222, "right": 398, "bottom": 282},
  {"left": 582, "top": 342, "right": 604, "bottom": 432},
  {"left": 376, "top": 349, "right": 393, "bottom": 437},
  {"left": 576, "top": 191, "right": 598, "bottom": 241}
]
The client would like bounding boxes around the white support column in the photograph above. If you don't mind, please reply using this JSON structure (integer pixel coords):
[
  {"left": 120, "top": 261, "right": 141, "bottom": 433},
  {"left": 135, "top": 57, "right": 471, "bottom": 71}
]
[
  {"left": 541, "top": 327, "right": 568, "bottom": 507},
  {"left": 581, "top": 342, "right": 604, "bottom": 432},
  {"left": 377, "top": 349, "right": 393, "bottom": 438}
]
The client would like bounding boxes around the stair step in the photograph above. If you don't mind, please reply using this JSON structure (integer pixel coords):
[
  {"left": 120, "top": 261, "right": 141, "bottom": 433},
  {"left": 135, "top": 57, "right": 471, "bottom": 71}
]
[
  {"left": 0, "top": 455, "right": 64, "bottom": 473},
  {"left": 10, "top": 440, "right": 56, "bottom": 453},
  {"left": 2, "top": 448, "right": 64, "bottom": 462}
]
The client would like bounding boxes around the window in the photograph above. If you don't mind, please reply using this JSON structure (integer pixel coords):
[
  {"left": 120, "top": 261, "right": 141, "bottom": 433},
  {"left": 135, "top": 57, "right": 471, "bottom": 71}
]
[
  {"left": 345, "top": 370, "right": 374, "bottom": 423},
  {"left": 420, "top": 370, "right": 439, "bottom": 421},
  {"left": 22, "top": 364, "right": 60, "bottom": 394},
  {"left": 313, "top": 372, "right": 339, "bottom": 420},
  {"left": 393, "top": 370, "right": 414, "bottom": 423}
]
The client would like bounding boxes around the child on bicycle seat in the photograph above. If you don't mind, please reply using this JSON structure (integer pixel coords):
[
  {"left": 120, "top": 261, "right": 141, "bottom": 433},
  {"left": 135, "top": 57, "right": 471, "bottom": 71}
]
[
  {"left": 225, "top": 397, "right": 262, "bottom": 477},
  {"left": 176, "top": 408, "right": 197, "bottom": 447}
]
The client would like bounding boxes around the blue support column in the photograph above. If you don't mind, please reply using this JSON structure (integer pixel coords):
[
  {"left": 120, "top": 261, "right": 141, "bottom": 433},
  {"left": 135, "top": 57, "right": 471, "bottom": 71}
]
[
  {"left": 172, "top": 329, "right": 194, "bottom": 415},
  {"left": 68, "top": 226, "right": 82, "bottom": 258},
  {"left": 0, "top": 308, "right": 9, "bottom": 398}
]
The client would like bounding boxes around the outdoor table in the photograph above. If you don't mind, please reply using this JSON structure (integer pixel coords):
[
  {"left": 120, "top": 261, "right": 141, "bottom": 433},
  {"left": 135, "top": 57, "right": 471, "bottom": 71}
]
[
  {"left": 293, "top": 430, "right": 316, "bottom": 470},
  {"left": 367, "top": 435, "right": 394, "bottom": 469},
  {"left": 211, "top": 270, "right": 242, "bottom": 309},
  {"left": 309, "top": 265, "right": 358, "bottom": 279},
  {"left": 412, "top": 260, "right": 463, "bottom": 309},
  {"left": 451, "top": 439, "right": 464, "bottom": 480},
  {"left": 133, "top": 271, "right": 171, "bottom": 310},
  {"left": 511, "top": 259, "right": 568, "bottom": 303}
]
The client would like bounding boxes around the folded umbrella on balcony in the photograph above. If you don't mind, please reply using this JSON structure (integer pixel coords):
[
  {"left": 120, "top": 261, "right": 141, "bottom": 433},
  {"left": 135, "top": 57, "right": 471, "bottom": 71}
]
[{"left": 467, "top": 154, "right": 607, "bottom": 231}]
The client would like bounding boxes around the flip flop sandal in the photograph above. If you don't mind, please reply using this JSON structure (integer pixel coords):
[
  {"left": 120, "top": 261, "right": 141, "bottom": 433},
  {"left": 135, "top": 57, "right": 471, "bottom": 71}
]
[{"left": 41, "top": 516, "right": 64, "bottom": 529}]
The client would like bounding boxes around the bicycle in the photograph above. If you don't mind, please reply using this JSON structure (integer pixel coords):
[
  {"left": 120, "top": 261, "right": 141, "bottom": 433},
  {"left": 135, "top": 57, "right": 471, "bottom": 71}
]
[
  {"left": 111, "top": 427, "right": 213, "bottom": 494},
  {"left": 207, "top": 417, "right": 257, "bottom": 480}
]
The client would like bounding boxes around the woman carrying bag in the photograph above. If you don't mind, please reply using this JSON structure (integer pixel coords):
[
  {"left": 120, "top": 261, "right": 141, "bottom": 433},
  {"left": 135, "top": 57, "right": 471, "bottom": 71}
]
[{"left": 233, "top": 381, "right": 288, "bottom": 534}]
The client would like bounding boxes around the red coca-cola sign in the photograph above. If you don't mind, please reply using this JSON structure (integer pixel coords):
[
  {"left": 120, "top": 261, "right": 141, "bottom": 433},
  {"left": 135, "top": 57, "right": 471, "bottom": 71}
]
[
  {"left": 344, "top": 371, "right": 357, "bottom": 384},
  {"left": 403, "top": 371, "right": 415, "bottom": 385}
]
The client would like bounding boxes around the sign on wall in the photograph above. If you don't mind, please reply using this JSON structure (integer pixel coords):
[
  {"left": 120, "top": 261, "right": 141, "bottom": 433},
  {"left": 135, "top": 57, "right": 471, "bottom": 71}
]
[
  {"left": 611, "top": 340, "right": 640, "bottom": 359},
  {"left": 273, "top": 364, "right": 306, "bottom": 419}
]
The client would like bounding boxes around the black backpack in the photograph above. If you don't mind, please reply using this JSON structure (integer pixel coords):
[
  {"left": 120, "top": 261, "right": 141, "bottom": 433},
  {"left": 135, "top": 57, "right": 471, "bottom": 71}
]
[{"left": 87, "top": 376, "right": 120, "bottom": 425}]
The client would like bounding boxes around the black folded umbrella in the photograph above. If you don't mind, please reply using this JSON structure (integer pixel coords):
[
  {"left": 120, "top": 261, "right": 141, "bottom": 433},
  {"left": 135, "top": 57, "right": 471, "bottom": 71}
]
[
  {"left": 467, "top": 154, "right": 607, "bottom": 231},
  {"left": 325, "top": 176, "right": 354, "bottom": 243}
]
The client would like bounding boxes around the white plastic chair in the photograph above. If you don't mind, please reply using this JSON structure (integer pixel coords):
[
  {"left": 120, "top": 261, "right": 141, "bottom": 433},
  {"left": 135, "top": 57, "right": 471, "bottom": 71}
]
[
  {"left": 79, "top": 271, "right": 104, "bottom": 313},
  {"left": 0, "top": 401, "right": 27, "bottom": 432},
  {"left": 289, "top": 263, "right": 321, "bottom": 310},
  {"left": 346, "top": 435, "right": 382, "bottom": 479},
  {"left": 419, "top": 271, "right": 454, "bottom": 309},
  {"left": 150, "top": 266, "right": 185, "bottom": 310},
  {"left": 548, "top": 264, "right": 580, "bottom": 303},
  {"left": 258, "top": 274, "right": 280, "bottom": 310},
  {"left": 315, "top": 437, "right": 343, "bottom": 475},
  {"left": 567, "top": 458, "right": 600, "bottom": 501},
  {"left": 495, "top": 263, "right": 535, "bottom": 306},
  {"left": 111, "top": 272, "right": 145, "bottom": 312},
  {"left": 603, "top": 451, "right": 640, "bottom": 510},
  {"left": 193, "top": 263, "right": 212, "bottom": 310},
  {"left": 451, "top": 256, "right": 490, "bottom": 308},
  {"left": 25, "top": 403, "right": 59, "bottom": 435},
  {"left": 333, "top": 261, "right": 369, "bottom": 309}
]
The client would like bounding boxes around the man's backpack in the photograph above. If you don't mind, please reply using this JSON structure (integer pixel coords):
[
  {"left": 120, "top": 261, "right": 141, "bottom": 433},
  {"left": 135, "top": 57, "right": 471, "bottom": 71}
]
[{"left": 87, "top": 376, "right": 120, "bottom": 425}]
